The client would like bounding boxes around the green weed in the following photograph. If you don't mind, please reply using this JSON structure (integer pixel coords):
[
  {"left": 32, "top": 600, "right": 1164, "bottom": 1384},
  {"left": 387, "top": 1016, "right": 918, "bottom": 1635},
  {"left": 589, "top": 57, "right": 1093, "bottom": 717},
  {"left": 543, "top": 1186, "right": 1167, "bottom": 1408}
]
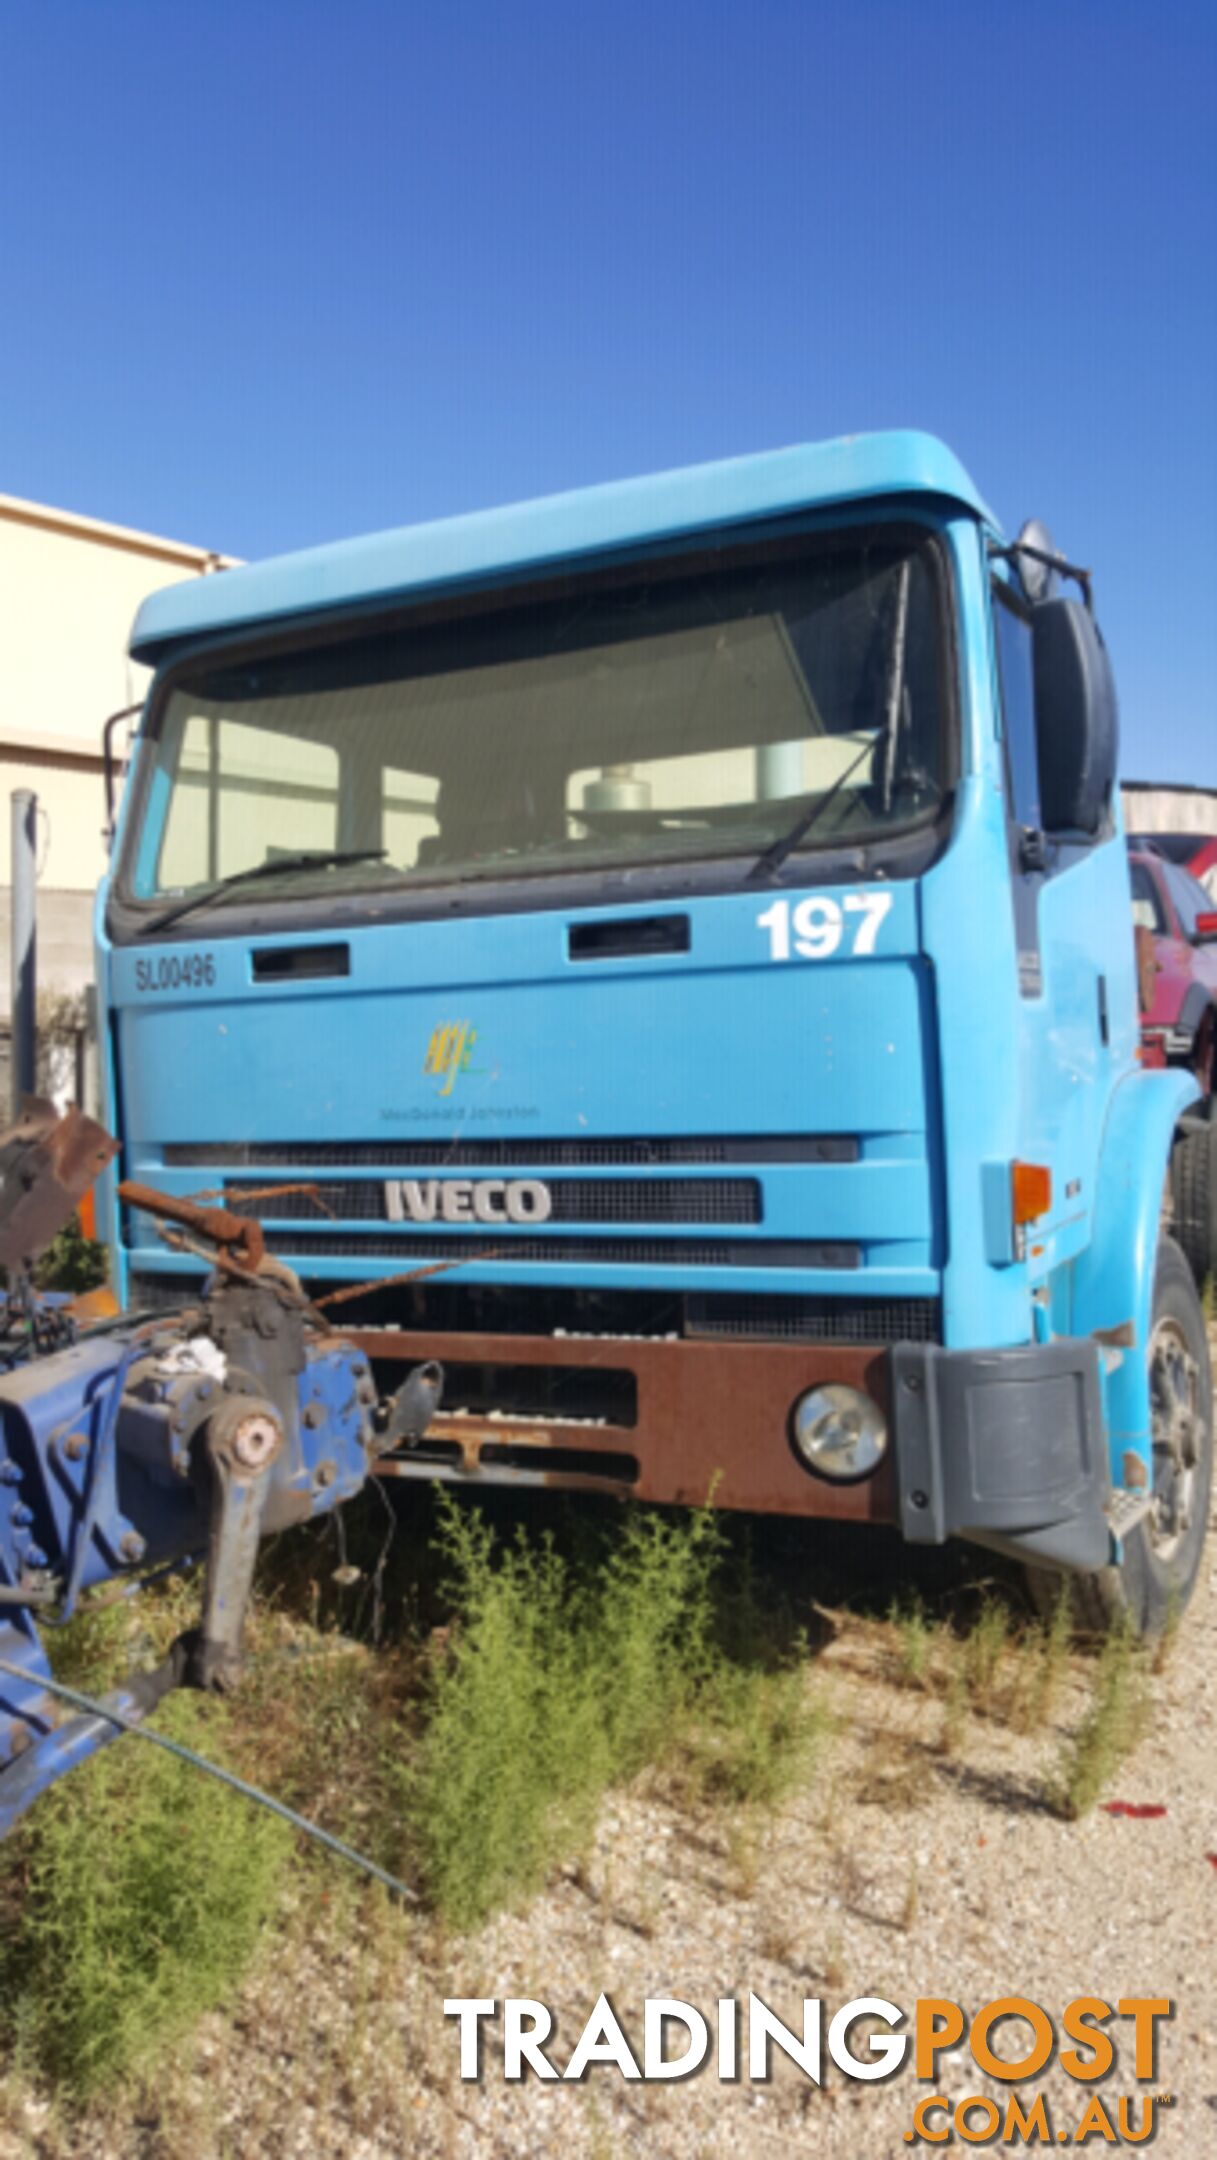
[
  {"left": 1151, "top": 1589, "right": 1183, "bottom": 1677},
  {"left": 961, "top": 1595, "right": 1010, "bottom": 1714},
  {"left": 1046, "top": 1612, "right": 1150, "bottom": 1820},
  {"left": 1005, "top": 1581, "right": 1073, "bottom": 1734},
  {"left": 397, "top": 1494, "right": 820, "bottom": 1928},
  {"left": 888, "top": 1595, "right": 934, "bottom": 1689},
  {"left": 0, "top": 1695, "right": 290, "bottom": 2095},
  {"left": 682, "top": 1655, "right": 827, "bottom": 1810}
]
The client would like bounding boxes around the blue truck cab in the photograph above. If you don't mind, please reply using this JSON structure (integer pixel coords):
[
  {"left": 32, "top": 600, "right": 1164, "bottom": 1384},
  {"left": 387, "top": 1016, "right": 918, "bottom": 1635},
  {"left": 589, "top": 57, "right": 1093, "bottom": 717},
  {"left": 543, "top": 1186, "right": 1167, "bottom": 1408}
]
[{"left": 95, "top": 431, "right": 1213, "bottom": 1632}]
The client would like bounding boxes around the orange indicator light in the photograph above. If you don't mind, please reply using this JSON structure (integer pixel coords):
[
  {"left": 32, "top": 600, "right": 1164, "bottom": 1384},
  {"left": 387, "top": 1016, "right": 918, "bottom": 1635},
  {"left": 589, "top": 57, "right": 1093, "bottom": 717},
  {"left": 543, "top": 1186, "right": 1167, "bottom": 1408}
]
[{"left": 1012, "top": 1161, "right": 1052, "bottom": 1226}]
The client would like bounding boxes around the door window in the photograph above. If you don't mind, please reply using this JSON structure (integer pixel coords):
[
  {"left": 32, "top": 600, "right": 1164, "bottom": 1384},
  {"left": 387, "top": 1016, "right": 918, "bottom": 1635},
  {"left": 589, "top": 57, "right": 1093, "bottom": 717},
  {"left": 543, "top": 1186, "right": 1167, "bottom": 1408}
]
[{"left": 992, "top": 587, "right": 1041, "bottom": 832}]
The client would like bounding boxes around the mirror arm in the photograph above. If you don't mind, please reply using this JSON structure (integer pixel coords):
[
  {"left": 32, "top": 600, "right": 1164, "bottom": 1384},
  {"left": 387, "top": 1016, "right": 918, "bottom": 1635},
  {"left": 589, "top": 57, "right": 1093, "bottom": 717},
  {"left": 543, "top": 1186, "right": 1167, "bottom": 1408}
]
[
  {"left": 989, "top": 540, "right": 1094, "bottom": 613},
  {"left": 101, "top": 703, "right": 144, "bottom": 851}
]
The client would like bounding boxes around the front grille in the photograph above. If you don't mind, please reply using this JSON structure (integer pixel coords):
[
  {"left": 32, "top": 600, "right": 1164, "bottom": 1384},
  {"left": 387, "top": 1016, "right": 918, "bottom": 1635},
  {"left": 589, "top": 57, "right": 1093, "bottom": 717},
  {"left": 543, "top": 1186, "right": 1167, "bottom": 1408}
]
[
  {"left": 126, "top": 1272, "right": 940, "bottom": 1344},
  {"left": 259, "top": 1232, "right": 859, "bottom": 1270},
  {"left": 222, "top": 1176, "right": 760, "bottom": 1226},
  {"left": 163, "top": 1132, "right": 859, "bottom": 1169},
  {"left": 128, "top": 1273, "right": 206, "bottom": 1314},
  {"left": 687, "top": 1292, "right": 941, "bottom": 1343}
]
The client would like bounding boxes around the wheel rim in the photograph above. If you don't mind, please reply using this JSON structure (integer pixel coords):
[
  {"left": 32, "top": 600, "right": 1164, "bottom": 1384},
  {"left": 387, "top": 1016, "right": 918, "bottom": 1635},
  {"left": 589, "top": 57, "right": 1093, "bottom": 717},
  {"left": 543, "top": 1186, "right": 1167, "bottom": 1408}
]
[{"left": 1148, "top": 1316, "right": 1203, "bottom": 1562}]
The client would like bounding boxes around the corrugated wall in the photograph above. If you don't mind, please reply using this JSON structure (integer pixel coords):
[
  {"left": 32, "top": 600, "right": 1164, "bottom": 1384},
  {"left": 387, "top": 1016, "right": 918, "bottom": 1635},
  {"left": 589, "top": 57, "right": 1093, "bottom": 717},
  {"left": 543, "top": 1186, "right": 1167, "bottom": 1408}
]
[{"left": 1121, "top": 785, "right": 1217, "bottom": 835}]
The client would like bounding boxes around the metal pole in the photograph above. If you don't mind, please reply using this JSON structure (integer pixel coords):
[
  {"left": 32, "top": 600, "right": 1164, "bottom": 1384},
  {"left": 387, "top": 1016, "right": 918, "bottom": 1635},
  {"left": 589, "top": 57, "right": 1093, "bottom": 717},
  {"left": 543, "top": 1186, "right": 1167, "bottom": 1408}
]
[{"left": 10, "top": 790, "right": 37, "bottom": 1116}]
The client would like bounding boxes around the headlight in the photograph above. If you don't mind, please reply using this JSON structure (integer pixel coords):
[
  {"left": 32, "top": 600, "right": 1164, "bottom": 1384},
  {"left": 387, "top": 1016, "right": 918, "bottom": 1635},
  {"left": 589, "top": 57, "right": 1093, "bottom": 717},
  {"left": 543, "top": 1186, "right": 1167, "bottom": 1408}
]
[{"left": 791, "top": 1383, "right": 887, "bottom": 1481}]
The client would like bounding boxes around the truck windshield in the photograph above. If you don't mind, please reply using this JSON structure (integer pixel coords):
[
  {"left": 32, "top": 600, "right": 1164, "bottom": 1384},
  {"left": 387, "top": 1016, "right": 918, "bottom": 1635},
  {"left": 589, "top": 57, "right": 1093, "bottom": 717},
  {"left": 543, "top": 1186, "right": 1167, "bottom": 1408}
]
[{"left": 134, "top": 533, "right": 949, "bottom": 909}]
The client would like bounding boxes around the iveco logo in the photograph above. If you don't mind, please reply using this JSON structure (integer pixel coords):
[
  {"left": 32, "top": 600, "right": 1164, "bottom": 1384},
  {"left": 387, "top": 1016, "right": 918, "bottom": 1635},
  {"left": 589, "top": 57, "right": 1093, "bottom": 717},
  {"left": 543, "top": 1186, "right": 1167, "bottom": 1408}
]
[{"left": 384, "top": 1178, "right": 553, "bottom": 1225}]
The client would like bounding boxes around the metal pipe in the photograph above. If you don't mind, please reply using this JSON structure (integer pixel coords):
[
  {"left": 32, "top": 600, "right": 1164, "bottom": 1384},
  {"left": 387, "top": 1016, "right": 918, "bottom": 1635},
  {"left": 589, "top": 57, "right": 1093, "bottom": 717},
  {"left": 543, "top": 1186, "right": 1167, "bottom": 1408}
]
[{"left": 10, "top": 789, "right": 37, "bottom": 1117}]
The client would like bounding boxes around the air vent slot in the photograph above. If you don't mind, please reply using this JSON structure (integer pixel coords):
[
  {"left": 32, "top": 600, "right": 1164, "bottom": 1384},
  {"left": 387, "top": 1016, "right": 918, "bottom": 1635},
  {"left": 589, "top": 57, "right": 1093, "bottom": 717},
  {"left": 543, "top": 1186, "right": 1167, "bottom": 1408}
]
[
  {"left": 251, "top": 943, "right": 350, "bottom": 982},
  {"left": 568, "top": 915, "right": 689, "bottom": 961}
]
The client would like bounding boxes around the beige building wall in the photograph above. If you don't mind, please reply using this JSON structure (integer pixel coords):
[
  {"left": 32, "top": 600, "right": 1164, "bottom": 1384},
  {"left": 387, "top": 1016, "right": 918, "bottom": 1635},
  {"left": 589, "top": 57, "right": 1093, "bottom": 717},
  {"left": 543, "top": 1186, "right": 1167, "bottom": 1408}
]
[
  {"left": 0, "top": 494, "right": 236, "bottom": 1013},
  {"left": 1121, "top": 782, "right": 1217, "bottom": 838}
]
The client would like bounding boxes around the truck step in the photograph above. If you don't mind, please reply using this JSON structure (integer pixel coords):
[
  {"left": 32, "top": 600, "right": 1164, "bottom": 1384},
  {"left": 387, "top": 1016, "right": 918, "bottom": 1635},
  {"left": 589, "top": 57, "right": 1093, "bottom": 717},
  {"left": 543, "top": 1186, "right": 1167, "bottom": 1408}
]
[{"left": 1106, "top": 1487, "right": 1153, "bottom": 1542}]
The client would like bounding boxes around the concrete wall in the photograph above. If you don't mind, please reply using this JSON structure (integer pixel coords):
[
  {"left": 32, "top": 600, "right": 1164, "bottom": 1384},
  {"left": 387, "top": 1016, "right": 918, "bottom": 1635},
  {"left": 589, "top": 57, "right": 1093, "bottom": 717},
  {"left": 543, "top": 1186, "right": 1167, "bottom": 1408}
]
[{"left": 0, "top": 494, "right": 234, "bottom": 1014}]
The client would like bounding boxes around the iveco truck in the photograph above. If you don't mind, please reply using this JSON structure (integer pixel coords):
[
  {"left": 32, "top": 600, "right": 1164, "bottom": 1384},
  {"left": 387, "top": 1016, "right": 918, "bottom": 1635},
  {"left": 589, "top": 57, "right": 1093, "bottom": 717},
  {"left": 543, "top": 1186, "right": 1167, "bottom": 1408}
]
[{"left": 95, "top": 432, "right": 1214, "bottom": 1633}]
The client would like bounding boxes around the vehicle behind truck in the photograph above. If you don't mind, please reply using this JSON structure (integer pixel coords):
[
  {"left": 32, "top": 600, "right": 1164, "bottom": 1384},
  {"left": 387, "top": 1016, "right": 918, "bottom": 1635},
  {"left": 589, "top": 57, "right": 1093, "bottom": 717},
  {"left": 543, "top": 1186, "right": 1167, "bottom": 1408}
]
[{"left": 95, "top": 431, "right": 1215, "bottom": 1636}]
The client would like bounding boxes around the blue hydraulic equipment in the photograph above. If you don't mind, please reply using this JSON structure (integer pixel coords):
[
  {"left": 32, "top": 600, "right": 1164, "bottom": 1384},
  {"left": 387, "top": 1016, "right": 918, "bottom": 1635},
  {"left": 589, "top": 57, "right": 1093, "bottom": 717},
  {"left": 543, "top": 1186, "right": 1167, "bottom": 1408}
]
[{"left": 0, "top": 1103, "right": 442, "bottom": 1833}]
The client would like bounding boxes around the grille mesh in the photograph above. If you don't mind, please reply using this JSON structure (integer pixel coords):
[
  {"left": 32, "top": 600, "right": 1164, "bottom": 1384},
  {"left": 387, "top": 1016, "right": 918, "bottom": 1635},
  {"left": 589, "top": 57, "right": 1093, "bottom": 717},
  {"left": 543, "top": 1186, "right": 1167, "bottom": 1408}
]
[
  {"left": 687, "top": 1293, "right": 941, "bottom": 1343},
  {"left": 126, "top": 1272, "right": 939, "bottom": 1344},
  {"left": 223, "top": 1176, "right": 761, "bottom": 1226},
  {"left": 257, "top": 1232, "right": 858, "bottom": 1270},
  {"left": 163, "top": 1133, "right": 859, "bottom": 1169}
]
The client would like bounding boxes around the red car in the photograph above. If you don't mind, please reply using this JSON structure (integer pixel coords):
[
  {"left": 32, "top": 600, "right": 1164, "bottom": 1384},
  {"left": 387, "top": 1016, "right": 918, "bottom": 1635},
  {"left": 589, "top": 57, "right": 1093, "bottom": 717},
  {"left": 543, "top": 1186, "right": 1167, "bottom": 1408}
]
[
  {"left": 1127, "top": 830, "right": 1217, "bottom": 903},
  {"left": 1128, "top": 845, "right": 1217, "bottom": 1089}
]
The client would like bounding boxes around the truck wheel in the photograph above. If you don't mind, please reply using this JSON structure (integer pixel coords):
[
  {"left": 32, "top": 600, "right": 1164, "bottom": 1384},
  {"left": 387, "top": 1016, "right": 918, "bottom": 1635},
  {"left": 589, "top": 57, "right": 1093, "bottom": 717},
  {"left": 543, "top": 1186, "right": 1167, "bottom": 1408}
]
[
  {"left": 1026, "top": 1237, "right": 1213, "bottom": 1637},
  {"left": 1170, "top": 1114, "right": 1217, "bottom": 1290}
]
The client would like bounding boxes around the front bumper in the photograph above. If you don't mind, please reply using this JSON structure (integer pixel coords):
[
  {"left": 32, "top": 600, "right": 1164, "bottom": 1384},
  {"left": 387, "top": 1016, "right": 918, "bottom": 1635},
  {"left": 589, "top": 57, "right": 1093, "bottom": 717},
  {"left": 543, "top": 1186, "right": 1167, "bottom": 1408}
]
[{"left": 354, "top": 1325, "right": 1111, "bottom": 1571}]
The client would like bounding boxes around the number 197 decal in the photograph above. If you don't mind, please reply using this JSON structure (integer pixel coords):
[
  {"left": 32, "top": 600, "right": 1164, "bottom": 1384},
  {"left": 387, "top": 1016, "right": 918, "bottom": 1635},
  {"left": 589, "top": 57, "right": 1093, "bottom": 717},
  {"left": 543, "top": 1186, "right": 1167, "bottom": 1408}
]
[{"left": 756, "top": 891, "right": 892, "bottom": 961}]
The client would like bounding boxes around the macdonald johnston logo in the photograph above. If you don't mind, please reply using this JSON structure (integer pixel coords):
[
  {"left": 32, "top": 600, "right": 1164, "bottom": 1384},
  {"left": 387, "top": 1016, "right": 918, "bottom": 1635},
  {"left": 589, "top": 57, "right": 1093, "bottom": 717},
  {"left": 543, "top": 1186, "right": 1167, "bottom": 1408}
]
[
  {"left": 404, "top": 1020, "right": 553, "bottom": 1222},
  {"left": 423, "top": 1020, "right": 480, "bottom": 1097}
]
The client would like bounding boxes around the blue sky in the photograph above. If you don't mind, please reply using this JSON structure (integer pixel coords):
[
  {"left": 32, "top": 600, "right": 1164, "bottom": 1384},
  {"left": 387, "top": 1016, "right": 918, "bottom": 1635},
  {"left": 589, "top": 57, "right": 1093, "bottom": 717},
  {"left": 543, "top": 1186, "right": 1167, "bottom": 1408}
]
[{"left": 2, "top": 1, "right": 1214, "bottom": 783}]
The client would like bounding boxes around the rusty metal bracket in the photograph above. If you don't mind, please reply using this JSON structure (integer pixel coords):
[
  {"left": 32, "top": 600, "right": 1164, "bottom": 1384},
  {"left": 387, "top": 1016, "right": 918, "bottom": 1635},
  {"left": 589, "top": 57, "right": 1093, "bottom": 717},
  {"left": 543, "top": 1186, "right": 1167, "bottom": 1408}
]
[{"left": 118, "top": 1181, "right": 267, "bottom": 1274}]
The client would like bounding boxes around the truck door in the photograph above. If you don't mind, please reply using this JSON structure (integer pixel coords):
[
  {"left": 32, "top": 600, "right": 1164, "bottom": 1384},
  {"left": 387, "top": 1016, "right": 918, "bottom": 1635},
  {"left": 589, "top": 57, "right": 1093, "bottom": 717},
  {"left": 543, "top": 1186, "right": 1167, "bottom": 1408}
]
[{"left": 991, "top": 579, "right": 1136, "bottom": 1270}]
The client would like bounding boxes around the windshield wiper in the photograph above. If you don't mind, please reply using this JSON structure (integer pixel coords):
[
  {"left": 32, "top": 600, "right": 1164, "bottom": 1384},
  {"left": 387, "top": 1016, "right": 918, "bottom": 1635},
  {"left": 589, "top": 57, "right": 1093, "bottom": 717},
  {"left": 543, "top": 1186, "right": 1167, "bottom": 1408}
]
[
  {"left": 745, "top": 736, "right": 878, "bottom": 883},
  {"left": 746, "top": 559, "right": 914, "bottom": 885},
  {"left": 144, "top": 850, "right": 389, "bottom": 935}
]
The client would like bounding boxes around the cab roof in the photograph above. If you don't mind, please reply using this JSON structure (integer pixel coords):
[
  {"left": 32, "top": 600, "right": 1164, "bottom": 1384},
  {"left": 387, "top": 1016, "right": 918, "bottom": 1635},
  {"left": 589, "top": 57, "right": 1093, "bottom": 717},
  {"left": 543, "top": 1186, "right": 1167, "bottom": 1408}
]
[{"left": 130, "top": 428, "right": 995, "bottom": 666}]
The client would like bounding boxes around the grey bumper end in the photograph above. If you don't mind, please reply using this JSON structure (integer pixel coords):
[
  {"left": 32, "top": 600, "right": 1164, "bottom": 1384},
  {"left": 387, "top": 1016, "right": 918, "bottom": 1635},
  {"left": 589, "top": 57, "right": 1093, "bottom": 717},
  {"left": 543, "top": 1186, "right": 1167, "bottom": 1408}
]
[{"left": 891, "top": 1338, "right": 1112, "bottom": 1573}]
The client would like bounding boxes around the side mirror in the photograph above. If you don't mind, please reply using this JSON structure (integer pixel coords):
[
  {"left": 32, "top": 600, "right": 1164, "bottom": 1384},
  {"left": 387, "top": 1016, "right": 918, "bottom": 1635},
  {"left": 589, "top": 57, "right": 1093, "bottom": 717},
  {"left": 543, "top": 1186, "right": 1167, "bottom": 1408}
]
[
  {"left": 1012, "top": 518, "right": 1061, "bottom": 605},
  {"left": 1031, "top": 598, "right": 1118, "bottom": 836},
  {"left": 1195, "top": 911, "right": 1217, "bottom": 942}
]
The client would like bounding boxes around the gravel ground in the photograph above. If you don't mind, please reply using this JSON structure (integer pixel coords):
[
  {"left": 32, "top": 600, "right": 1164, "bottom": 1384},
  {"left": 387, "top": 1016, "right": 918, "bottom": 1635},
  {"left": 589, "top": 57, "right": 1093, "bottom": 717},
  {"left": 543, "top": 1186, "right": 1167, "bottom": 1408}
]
[{"left": 2, "top": 1378, "right": 1214, "bottom": 2158}]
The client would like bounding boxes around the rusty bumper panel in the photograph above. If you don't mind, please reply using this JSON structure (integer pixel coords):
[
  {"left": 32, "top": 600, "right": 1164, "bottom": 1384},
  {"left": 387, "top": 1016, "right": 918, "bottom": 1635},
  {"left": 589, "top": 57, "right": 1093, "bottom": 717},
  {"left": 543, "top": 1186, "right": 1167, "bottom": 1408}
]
[{"left": 352, "top": 1328, "right": 896, "bottom": 1520}]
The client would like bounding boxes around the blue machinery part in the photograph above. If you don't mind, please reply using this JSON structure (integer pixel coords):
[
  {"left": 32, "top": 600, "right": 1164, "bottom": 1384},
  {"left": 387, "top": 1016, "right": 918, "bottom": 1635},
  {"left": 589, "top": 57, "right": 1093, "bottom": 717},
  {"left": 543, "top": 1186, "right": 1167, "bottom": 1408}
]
[{"left": 0, "top": 1179, "right": 442, "bottom": 1836}]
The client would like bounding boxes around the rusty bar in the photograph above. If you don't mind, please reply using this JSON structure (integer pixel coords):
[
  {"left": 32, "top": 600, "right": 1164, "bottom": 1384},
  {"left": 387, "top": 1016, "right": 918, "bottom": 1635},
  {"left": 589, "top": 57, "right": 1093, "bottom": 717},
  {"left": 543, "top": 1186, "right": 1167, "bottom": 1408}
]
[
  {"left": 118, "top": 1182, "right": 266, "bottom": 1270},
  {"left": 374, "top": 1454, "right": 636, "bottom": 1499}
]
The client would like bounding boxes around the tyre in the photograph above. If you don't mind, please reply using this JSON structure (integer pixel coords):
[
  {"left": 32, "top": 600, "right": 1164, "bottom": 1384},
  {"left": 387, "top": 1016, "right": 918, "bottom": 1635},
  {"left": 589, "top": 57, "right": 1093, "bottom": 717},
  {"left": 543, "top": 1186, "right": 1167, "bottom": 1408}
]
[
  {"left": 1026, "top": 1236, "right": 1213, "bottom": 1637},
  {"left": 1171, "top": 1114, "right": 1217, "bottom": 1290}
]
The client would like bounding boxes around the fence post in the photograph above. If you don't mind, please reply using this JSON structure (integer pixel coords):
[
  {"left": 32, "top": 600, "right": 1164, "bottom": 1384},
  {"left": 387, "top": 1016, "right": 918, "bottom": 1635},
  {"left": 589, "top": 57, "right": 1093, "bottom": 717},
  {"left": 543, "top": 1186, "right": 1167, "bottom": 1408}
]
[{"left": 10, "top": 789, "right": 37, "bottom": 1118}]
